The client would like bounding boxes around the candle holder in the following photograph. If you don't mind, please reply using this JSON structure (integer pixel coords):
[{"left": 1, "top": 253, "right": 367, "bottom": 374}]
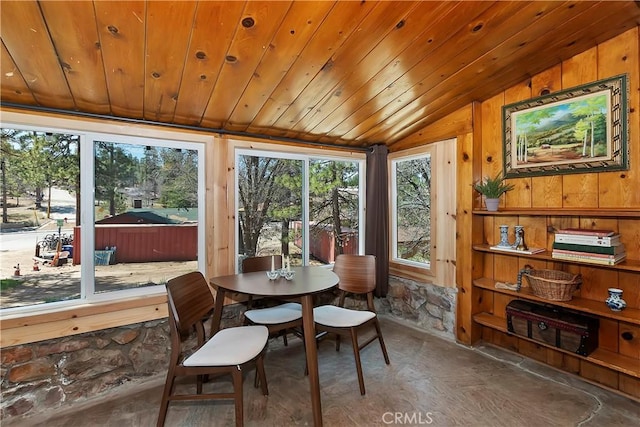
[
  {"left": 496, "top": 225, "right": 512, "bottom": 248},
  {"left": 513, "top": 225, "right": 528, "bottom": 251},
  {"left": 266, "top": 270, "right": 279, "bottom": 280}
]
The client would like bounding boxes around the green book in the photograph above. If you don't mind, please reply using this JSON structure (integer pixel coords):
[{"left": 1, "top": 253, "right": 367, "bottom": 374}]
[{"left": 552, "top": 242, "right": 625, "bottom": 255}]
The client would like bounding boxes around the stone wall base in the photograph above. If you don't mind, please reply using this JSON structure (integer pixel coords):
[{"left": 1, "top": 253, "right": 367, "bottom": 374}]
[{"left": 380, "top": 275, "right": 457, "bottom": 342}]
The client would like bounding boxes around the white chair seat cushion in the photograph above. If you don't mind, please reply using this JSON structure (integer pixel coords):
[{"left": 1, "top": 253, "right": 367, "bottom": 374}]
[
  {"left": 183, "top": 325, "right": 268, "bottom": 367},
  {"left": 313, "top": 305, "right": 376, "bottom": 328},
  {"left": 244, "top": 302, "right": 302, "bottom": 325}
]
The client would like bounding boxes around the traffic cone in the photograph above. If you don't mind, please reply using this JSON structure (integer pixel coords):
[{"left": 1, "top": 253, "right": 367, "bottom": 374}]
[{"left": 13, "top": 264, "right": 21, "bottom": 276}]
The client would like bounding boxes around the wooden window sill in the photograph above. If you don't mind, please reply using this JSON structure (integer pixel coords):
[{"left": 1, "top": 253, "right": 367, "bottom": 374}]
[{"left": 0, "top": 294, "right": 168, "bottom": 347}]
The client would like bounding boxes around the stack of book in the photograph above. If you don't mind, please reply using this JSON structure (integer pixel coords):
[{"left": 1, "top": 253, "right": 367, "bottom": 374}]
[{"left": 552, "top": 228, "right": 626, "bottom": 265}]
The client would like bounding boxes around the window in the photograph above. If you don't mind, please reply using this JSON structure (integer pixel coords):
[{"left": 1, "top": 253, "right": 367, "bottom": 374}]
[
  {"left": 391, "top": 153, "right": 432, "bottom": 268},
  {"left": 389, "top": 138, "right": 457, "bottom": 279},
  {"left": 235, "top": 148, "right": 364, "bottom": 270},
  {"left": 1, "top": 125, "right": 204, "bottom": 312}
]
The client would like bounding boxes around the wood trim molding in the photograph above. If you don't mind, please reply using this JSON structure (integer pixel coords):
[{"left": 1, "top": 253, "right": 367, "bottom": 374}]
[{"left": 0, "top": 295, "right": 168, "bottom": 347}]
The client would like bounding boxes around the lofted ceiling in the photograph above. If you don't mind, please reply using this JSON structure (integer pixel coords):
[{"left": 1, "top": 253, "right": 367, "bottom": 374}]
[{"left": 1, "top": 1, "right": 639, "bottom": 150}]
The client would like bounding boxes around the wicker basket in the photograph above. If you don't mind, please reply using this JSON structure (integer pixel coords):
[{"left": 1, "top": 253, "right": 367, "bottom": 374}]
[{"left": 520, "top": 268, "right": 582, "bottom": 301}]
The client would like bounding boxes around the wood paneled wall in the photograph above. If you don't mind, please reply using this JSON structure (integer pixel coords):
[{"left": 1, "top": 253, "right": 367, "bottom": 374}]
[
  {"left": 452, "top": 27, "right": 640, "bottom": 346},
  {"left": 481, "top": 27, "right": 639, "bottom": 211},
  {"left": 461, "top": 27, "right": 640, "bottom": 400}
]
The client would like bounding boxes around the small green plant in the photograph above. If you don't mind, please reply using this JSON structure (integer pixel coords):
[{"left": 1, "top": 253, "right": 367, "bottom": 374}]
[
  {"left": 473, "top": 173, "right": 515, "bottom": 198},
  {"left": 1, "top": 278, "right": 23, "bottom": 292}
]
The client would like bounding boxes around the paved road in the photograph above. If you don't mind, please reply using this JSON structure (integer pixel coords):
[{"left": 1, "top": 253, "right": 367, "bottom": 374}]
[{"left": 1, "top": 187, "right": 77, "bottom": 278}]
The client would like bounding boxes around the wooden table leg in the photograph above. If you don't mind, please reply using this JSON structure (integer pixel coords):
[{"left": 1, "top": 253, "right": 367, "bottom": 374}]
[
  {"left": 210, "top": 287, "right": 225, "bottom": 335},
  {"left": 301, "top": 294, "right": 322, "bottom": 426}
]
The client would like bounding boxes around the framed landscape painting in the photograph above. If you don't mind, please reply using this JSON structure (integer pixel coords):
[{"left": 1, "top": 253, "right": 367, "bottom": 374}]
[{"left": 502, "top": 74, "right": 628, "bottom": 178}]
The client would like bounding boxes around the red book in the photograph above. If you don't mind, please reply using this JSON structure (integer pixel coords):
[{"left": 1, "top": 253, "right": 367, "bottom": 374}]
[{"left": 556, "top": 228, "right": 616, "bottom": 237}]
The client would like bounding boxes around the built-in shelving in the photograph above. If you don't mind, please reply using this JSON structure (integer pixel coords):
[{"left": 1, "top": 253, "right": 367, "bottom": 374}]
[
  {"left": 473, "top": 312, "right": 640, "bottom": 378},
  {"left": 473, "top": 277, "right": 640, "bottom": 325},
  {"left": 473, "top": 244, "right": 640, "bottom": 273},
  {"left": 472, "top": 208, "right": 640, "bottom": 217},
  {"left": 471, "top": 207, "right": 639, "bottom": 398}
]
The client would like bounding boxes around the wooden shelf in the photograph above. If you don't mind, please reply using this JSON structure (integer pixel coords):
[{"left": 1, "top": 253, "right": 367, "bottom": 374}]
[
  {"left": 472, "top": 208, "right": 640, "bottom": 217},
  {"left": 473, "top": 277, "right": 640, "bottom": 325},
  {"left": 471, "top": 206, "right": 639, "bottom": 398},
  {"left": 473, "top": 312, "right": 640, "bottom": 378},
  {"left": 473, "top": 245, "right": 640, "bottom": 273}
]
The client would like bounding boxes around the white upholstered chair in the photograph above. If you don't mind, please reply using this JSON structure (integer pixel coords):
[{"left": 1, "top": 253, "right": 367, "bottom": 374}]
[
  {"left": 242, "top": 255, "right": 303, "bottom": 346},
  {"left": 313, "top": 254, "right": 390, "bottom": 395},
  {"left": 157, "top": 271, "right": 269, "bottom": 427}
]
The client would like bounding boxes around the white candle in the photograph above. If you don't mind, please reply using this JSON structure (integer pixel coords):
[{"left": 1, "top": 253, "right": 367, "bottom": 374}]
[
  {"left": 271, "top": 255, "right": 275, "bottom": 272},
  {"left": 281, "top": 254, "right": 285, "bottom": 270},
  {"left": 286, "top": 256, "right": 290, "bottom": 271}
]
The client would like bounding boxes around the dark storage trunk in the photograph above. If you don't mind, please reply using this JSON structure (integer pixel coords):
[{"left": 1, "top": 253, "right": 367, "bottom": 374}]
[{"left": 506, "top": 300, "right": 599, "bottom": 356}]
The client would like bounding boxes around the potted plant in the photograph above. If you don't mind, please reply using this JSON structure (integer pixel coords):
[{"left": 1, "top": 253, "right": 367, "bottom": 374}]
[{"left": 474, "top": 173, "right": 514, "bottom": 211}]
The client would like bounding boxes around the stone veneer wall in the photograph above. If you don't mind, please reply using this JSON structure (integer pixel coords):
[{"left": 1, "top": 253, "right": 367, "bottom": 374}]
[
  {"left": 1, "top": 278, "right": 454, "bottom": 423},
  {"left": 380, "top": 275, "right": 457, "bottom": 342}
]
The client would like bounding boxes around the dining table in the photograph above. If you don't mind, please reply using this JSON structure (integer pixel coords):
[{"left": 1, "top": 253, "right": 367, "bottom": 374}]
[{"left": 209, "top": 265, "right": 339, "bottom": 427}]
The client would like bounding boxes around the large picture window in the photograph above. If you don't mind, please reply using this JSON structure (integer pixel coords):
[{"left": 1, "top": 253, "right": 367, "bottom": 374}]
[
  {"left": 0, "top": 126, "right": 204, "bottom": 312},
  {"left": 236, "top": 149, "right": 364, "bottom": 269}
]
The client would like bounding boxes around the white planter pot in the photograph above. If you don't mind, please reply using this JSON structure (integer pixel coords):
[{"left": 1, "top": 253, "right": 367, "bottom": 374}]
[{"left": 484, "top": 198, "right": 500, "bottom": 212}]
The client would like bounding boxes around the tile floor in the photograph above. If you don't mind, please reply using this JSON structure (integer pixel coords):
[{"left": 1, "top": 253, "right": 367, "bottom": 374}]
[{"left": 7, "top": 317, "right": 639, "bottom": 427}]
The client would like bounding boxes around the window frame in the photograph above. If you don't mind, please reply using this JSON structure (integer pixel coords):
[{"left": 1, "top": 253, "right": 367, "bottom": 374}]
[
  {"left": 0, "top": 112, "right": 207, "bottom": 316},
  {"left": 388, "top": 138, "right": 457, "bottom": 282},
  {"left": 234, "top": 145, "right": 366, "bottom": 272},
  {"left": 390, "top": 151, "right": 434, "bottom": 272}
]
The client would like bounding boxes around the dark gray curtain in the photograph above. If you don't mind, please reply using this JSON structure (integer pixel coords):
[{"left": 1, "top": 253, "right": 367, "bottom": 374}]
[{"left": 365, "top": 144, "right": 389, "bottom": 297}]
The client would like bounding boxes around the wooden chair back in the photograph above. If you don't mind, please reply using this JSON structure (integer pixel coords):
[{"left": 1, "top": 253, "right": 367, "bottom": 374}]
[
  {"left": 166, "top": 271, "right": 214, "bottom": 341},
  {"left": 242, "top": 255, "right": 282, "bottom": 273},
  {"left": 333, "top": 254, "right": 376, "bottom": 295}
]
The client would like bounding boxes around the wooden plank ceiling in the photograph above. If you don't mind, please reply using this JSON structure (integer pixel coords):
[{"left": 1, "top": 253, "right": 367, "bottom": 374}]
[{"left": 1, "top": 1, "right": 639, "bottom": 149}]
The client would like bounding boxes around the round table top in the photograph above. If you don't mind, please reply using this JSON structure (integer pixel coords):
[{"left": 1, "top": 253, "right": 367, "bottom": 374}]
[{"left": 210, "top": 266, "right": 338, "bottom": 297}]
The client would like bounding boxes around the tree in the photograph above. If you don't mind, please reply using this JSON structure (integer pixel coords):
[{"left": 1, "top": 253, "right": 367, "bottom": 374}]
[
  {"left": 309, "top": 159, "right": 359, "bottom": 259},
  {"left": 395, "top": 156, "right": 431, "bottom": 262},
  {"left": 158, "top": 148, "right": 198, "bottom": 209},
  {"left": 237, "top": 155, "right": 287, "bottom": 257},
  {"left": 269, "top": 159, "right": 302, "bottom": 257},
  {"left": 571, "top": 95, "right": 607, "bottom": 157},
  {"left": 1, "top": 129, "right": 23, "bottom": 223},
  {"left": 514, "top": 108, "right": 555, "bottom": 161},
  {"left": 95, "top": 141, "right": 137, "bottom": 216},
  {"left": 3, "top": 130, "right": 79, "bottom": 219},
  {"left": 140, "top": 146, "right": 162, "bottom": 207}
]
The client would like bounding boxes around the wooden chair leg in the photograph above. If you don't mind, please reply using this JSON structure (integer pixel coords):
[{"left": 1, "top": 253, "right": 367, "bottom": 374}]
[
  {"left": 257, "top": 354, "right": 269, "bottom": 396},
  {"left": 374, "top": 319, "right": 390, "bottom": 364},
  {"left": 157, "top": 370, "right": 175, "bottom": 427},
  {"left": 282, "top": 330, "right": 288, "bottom": 346},
  {"left": 197, "top": 374, "right": 204, "bottom": 394},
  {"left": 232, "top": 368, "right": 244, "bottom": 427},
  {"left": 254, "top": 368, "right": 260, "bottom": 389},
  {"left": 350, "top": 329, "right": 366, "bottom": 395}
]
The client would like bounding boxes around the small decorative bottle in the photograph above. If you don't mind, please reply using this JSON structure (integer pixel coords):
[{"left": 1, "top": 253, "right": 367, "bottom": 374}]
[{"left": 605, "top": 288, "right": 626, "bottom": 312}]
